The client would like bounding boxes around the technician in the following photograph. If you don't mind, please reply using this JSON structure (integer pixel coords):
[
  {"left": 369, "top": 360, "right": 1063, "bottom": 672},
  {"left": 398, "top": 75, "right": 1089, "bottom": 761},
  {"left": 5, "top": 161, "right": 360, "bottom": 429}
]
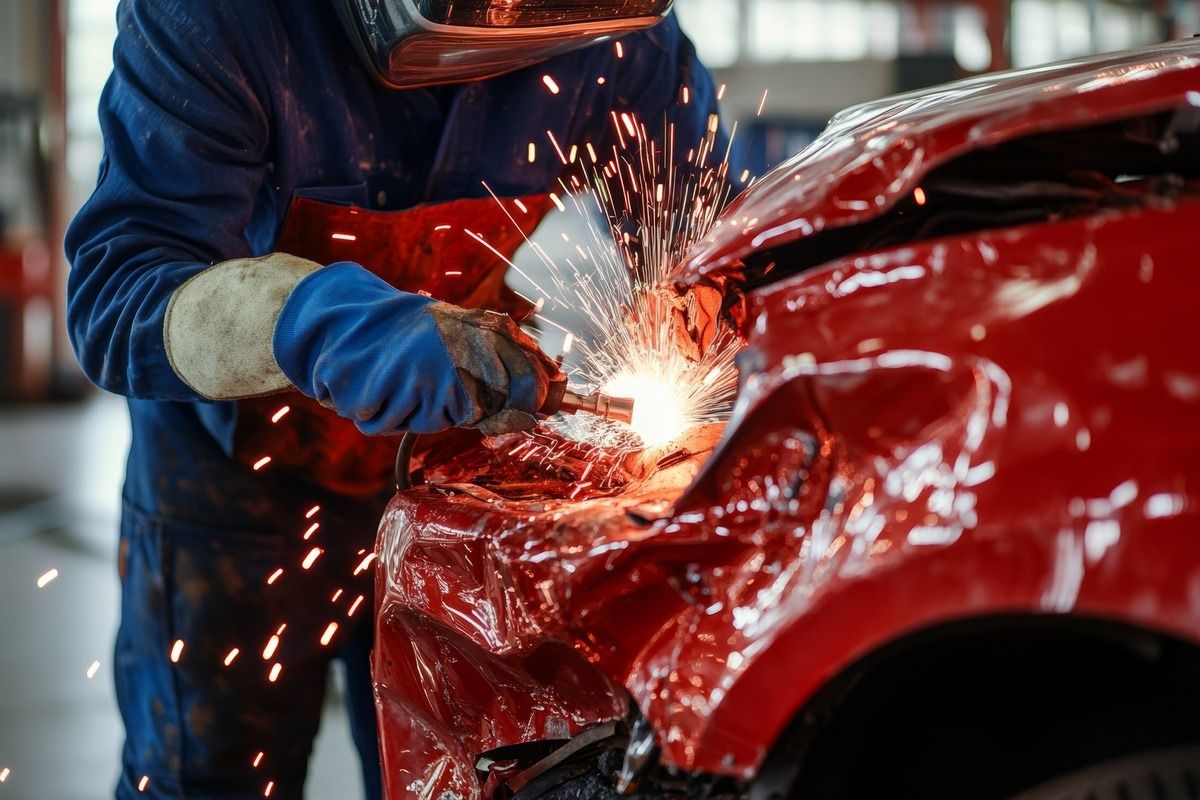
[{"left": 66, "top": 1, "right": 724, "bottom": 798}]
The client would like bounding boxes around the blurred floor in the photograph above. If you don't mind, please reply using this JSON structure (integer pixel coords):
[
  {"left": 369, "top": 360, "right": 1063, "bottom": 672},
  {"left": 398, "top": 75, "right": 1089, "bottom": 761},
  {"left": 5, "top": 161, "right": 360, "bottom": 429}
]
[{"left": 0, "top": 393, "right": 361, "bottom": 799}]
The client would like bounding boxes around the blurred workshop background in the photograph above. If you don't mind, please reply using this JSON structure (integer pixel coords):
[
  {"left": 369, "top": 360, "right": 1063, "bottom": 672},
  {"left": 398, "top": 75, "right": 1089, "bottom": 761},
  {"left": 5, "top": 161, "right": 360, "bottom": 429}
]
[{"left": 0, "top": 0, "right": 1196, "bottom": 797}]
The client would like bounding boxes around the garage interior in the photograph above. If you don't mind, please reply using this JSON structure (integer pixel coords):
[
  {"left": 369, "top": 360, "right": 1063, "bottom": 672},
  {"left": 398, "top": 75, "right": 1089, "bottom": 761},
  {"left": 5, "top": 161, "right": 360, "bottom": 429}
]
[{"left": 2, "top": 1, "right": 1199, "bottom": 798}]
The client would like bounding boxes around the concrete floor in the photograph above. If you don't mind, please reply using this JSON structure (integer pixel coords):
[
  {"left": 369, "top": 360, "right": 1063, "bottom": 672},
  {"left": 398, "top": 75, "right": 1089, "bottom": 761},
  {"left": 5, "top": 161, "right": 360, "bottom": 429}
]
[{"left": 0, "top": 392, "right": 363, "bottom": 799}]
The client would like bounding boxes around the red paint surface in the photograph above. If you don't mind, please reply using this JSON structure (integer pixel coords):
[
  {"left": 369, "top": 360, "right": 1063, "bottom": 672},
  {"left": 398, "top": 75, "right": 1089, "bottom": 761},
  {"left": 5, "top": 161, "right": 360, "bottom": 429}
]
[{"left": 373, "top": 42, "right": 1200, "bottom": 799}]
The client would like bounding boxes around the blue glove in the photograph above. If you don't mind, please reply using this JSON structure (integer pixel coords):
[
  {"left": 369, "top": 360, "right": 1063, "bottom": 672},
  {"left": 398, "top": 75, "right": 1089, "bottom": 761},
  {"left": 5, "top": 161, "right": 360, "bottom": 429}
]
[{"left": 273, "top": 262, "right": 559, "bottom": 436}]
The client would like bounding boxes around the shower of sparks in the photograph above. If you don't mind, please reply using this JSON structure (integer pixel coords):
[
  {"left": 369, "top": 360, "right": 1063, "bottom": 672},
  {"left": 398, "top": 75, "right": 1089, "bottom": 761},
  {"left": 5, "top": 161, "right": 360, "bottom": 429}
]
[
  {"left": 86, "top": 660, "right": 101, "bottom": 679},
  {"left": 477, "top": 110, "right": 741, "bottom": 450},
  {"left": 36, "top": 568, "right": 58, "bottom": 588}
]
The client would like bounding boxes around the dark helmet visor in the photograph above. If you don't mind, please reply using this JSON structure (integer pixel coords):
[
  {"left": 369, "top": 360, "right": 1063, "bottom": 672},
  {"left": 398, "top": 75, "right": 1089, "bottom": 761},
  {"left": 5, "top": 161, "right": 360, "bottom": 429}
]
[{"left": 335, "top": 0, "right": 673, "bottom": 89}]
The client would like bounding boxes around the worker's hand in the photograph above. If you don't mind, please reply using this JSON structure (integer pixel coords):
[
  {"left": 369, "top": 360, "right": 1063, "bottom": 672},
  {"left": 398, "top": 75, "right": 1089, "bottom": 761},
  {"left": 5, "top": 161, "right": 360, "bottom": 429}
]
[
  {"left": 272, "top": 261, "right": 560, "bottom": 436},
  {"left": 425, "top": 302, "right": 562, "bottom": 436}
]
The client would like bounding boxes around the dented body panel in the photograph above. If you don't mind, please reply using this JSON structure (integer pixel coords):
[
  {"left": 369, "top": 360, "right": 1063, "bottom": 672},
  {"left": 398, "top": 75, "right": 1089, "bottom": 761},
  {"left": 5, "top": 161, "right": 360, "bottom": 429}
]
[{"left": 374, "top": 41, "right": 1200, "bottom": 799}]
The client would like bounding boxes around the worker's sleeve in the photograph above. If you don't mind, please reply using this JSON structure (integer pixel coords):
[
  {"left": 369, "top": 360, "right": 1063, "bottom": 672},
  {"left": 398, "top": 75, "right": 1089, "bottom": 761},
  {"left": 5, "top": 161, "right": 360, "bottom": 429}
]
[{"left": 64, "top": 0, "right": 272, "bottom": 400}]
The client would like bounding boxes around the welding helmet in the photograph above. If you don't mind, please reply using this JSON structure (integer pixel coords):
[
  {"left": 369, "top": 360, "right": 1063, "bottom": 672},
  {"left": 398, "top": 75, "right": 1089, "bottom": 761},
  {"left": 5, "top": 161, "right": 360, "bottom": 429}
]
[{"left": 334, "top": 0, "right": 674, "bottom": 89}]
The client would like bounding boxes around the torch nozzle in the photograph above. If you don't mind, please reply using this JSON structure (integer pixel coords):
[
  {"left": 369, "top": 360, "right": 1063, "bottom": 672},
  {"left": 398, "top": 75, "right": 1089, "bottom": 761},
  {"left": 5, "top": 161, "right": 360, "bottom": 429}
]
[{"left": 556, "top": 390, "right": 636, "bottom": 424}]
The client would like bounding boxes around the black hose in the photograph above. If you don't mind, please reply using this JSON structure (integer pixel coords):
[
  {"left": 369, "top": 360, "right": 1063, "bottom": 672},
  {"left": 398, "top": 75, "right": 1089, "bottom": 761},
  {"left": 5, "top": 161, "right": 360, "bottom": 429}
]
[{"left": 395, "top": 432, "right": 420, "bottom": 491}]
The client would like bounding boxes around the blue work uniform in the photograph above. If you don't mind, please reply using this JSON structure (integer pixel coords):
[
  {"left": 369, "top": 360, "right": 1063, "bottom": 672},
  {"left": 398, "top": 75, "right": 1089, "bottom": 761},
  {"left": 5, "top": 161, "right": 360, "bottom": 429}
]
[{"left": 65, "top": 1, "right": 725, "bottom": 798}]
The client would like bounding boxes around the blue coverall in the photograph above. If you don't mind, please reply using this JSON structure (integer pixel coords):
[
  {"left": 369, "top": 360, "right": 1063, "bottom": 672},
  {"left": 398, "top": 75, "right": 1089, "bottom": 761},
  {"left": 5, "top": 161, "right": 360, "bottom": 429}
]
[{"left": 65, "top": 1, "right": 723, "bottom": 797}]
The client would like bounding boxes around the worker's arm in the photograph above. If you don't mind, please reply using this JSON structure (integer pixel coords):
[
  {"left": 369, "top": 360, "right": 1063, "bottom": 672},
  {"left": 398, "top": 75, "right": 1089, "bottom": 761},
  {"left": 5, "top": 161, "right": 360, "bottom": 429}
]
[{"left": 66, "top": 0, "right": 555, "bottom": 435}]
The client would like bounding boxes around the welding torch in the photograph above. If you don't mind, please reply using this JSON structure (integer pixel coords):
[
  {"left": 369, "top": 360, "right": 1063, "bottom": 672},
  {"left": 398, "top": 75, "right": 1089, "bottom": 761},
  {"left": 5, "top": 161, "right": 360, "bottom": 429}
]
[{"left": 394, "top": 370, "right": 635, "bottom": 490}]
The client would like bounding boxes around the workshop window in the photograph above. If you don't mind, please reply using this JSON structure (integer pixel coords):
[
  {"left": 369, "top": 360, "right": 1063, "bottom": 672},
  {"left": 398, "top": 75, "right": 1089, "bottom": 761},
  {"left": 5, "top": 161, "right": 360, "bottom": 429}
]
[{"left": 66, "top": 0, "right": 118, "bottom": 211}]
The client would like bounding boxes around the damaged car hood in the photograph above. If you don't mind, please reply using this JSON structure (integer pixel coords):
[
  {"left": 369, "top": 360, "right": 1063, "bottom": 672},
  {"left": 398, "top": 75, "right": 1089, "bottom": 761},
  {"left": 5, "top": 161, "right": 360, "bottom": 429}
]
[{"left": 678, "top": 39, "right": 1200, "bottom": 289}]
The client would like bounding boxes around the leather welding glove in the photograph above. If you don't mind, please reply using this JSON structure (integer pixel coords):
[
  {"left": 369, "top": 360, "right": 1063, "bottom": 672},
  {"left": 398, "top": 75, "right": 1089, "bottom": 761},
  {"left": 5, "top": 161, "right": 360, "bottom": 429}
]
[{"left": 163, "top": 254, "right": 559, "bottom": 435}]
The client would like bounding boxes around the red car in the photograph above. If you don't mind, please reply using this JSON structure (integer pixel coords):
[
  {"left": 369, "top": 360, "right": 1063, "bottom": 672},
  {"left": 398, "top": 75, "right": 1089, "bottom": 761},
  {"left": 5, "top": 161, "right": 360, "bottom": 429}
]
[{"left": 373, "top": 40, "right": 1200, "bottom": 800}]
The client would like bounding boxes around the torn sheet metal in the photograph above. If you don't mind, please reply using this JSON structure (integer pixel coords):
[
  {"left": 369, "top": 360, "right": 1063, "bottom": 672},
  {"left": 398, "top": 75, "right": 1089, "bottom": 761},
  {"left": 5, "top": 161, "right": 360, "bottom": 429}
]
[
  {"left": 372, "top": 41, "right": 1200, "bottom": 800},
  {"left": 375, "top": 200, "right": 1200, "bottom": 797}
]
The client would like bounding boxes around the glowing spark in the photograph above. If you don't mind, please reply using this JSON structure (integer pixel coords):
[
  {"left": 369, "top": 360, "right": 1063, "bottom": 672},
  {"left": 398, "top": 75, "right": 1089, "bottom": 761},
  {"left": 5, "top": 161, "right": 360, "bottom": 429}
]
[
  {"left": 271, "top": 406, "right": 290, "bottom": 423},
  {"left": 268, "top": 663, "right": 282, "bottom": 683},
  {"left": 252, "top": 456, "right": 272, "bottom": 471},
  {"left": 914, "top": 186, "right": 927, "bottom": 205},
  {"left": 266, "top": 568, "right": 283, "bottom": 585},
  {"left": 563, "top": 333, "right": 575, "bottom": 354},
  {"left": 757, "top": 89, "right": 769, "bottom": 116},
  {"left": 262, "top": 635, "right": 279, "bottom": 661},
  {"left": 445, "top": 270, "right": 462, "bottom": 277},
  {"left": 568, "top": 144, "right": 578, "bottom": 164},
  {"left": 276, "top": 624, "right": 287, "bottom": 635},
  {"left": 353, "top": 552, "right": 376, "bottom": 576},
  {"left": 514, "top": 198, "right": 529, "bottom": 214},
  {"left": 36, "top": 568, "right": 58, "bottom": 588},
  {"left": 585, "top": 142, "right": 598, "bottom": 164},
  {"left": 138, "top": 776, "right": 149, "bottom": 792},
  {"left": 434, "top": 224, "right": 452, "bottom": 231},
  {"left": 615, "top": 41, "right": 624, "bottom": 58},
  {"left": 320, "top": 623, "right": 339, "bottom": 646},
  {"left": 527, "top": 142, "right": 537, "bottom": 162},
  {"left": 740, "top": 169, "right": 751, "bottom": 183},
  {"left": 542, "top": 75, "right": 560, "bottom": 94},
  {"left": 620, "top": 113, "right": 637, "bottom": 138},
  {"left": 331, "top": 589, "right": 343, "bottom": 602},
  {"left": 597, "top": 76, "right": 607, "bottom": 85},
  {"left": 330, "top": 233, "right": 356, "bottom": 242},
  {"left": 170, "top": 640, "right": 184, "bottom": 663},
  {"left": 253, "top": 752, "right": 264, "bottom": 768},
  {"left": 0, "top": 768, "right": 9, "bottom": 783},
  {"left": 549, "top": 193, "right": 566, "bottom": 213},
  {"left": 301, "top": 547, "right": 323, "bottom": 570},
  {"left": 264, "top": 780, "right": 275, "bottom": 797},
  {"left": 303, "top": 523, "right": 319, "bottom": 540},
  {"left": 682, "top": 86, "right": 690, "bottom": 104},
  {"left": 86, "top": 660, "right": 101, "bottom": 679},
  {"left": 347, "top": 595, "right": 365, "bottom": 617},
  {"left": 717, "top": 83, "right": 727, "bottom": 100},
  {"left": 305, "top": 505, "right": 320, "bottom": 519},
  {"left": 546, "top": 130, "right": 568, "bottom": 164},
  {"left": 224, "top": 648, "right": 240, "bottom": 666},
  {"left": 569, "top": 482, "right": 593, "bottom": 499}
]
